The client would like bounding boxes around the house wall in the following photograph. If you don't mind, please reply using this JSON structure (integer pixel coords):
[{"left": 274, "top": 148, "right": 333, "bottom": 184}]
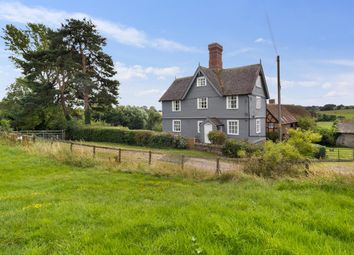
[{"left": 161, "top": 70, "right": 267, "bottom": 143}]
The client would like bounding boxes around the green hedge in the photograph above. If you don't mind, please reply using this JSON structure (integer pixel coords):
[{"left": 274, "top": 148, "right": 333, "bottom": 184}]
[{"left": 66, "top": 126, "right": 186, "bottom": 149}]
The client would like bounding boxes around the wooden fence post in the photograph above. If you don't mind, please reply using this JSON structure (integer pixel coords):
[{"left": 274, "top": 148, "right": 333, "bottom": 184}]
[
  {"left": 216, "top": 157, "right": 221, "bottom": 175},
  {"left": 117, "top": 148, "right": 121, "bottom": 163},
  {"left": 93, "top": 146, "right": 96, "bottom": 158},
  {"left": 70, "top": 142, "right": 73, "bottom": 152},
  {"left": 338, "top": 148, "right": 340, "bottom": 161},
  {"left": 148, "top": 151, "right": 152, "bottom": 165},
  {"left": 181, "top": 155, "right": 185, "bottom": 169}
]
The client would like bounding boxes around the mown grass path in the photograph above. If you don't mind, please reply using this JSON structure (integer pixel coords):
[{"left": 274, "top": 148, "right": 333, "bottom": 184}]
[{"left": 0, "top": 144, "right": 353, "bottom": 254}]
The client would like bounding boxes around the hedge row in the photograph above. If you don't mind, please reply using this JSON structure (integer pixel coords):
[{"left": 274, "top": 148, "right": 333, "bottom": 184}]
[{"left": 67, "top": 126, "right": 186, "bottom": 149}]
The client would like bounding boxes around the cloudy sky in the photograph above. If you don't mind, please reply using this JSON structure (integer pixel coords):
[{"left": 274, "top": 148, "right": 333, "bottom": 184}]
[{"left": 0, "top": 0, "right": 354, "bottom": 109}]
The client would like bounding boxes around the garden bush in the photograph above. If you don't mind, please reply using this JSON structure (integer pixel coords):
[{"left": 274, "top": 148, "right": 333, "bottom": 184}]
[
  {"left": 313, "top": 145, "right": 326, "bottom": 159},
  {"left": 288, "top": 128, "right": 322, "bottom": 157},
  {"left": 244, "top": 141, "right": 308, "bottom": 177},
  {"left": 67, "top": 126, "right": 187, "bottom": 149},
  {"left": 315, "top": 127, "right": 337, "bottom": 147},
  {"left": 208, "top": 130, "right": 227, "bottom": 145},
  {"left": 222, "top": 139, "right": 262, "bottom": 158}
]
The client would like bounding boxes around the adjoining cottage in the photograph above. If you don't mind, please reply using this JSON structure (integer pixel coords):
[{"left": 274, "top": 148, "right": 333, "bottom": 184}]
[
  {"left": 336, "top": 121, "right": 354, "bottom": 148},
  {"left": 266, "top": 100, "right": 311, "bottom": 138},
  {"left": 159, "top": 43, "right": 270, "bottom": 144}
]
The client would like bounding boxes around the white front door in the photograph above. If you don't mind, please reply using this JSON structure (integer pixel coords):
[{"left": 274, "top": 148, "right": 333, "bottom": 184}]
[{"left": 204, "top": 123, "right": 213, "bottom": 144}]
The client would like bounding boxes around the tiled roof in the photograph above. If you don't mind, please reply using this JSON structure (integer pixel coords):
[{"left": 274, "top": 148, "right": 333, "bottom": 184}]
[
  {"left": 267, "top": 104, "right": 297, "bottom": 124},
  {"left": 337, "top": 121, "right": 354, "bottom": 134},
  {"left": 160, "top": 64, "right": 268, "bottom": 101},
  {"left": 282, "top": 105, "right": 312, "bottom": 120}
]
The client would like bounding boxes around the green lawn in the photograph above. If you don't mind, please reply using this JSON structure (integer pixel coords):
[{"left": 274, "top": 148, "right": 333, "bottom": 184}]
[
  {"left": 316, "top": 121, "right": 334, "bottom": 129},
  {"left": 0, "top": 144, "right": 353, "bottom": 254},
  {"left": 320, "top": 109, "right": 354, "bottom": 120},
  {"left": 326, "top": 147, "right": 354, "bottom": 161}
]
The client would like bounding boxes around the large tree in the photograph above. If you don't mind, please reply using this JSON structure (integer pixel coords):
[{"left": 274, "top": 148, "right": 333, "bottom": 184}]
[{"left": 60, "top": 18, "right": 119, "bottom": 124}]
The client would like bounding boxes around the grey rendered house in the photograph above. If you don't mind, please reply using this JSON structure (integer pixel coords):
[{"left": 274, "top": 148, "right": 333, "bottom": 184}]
[{"left": 159, "top": 43, "right": 270, "bottom": 144}]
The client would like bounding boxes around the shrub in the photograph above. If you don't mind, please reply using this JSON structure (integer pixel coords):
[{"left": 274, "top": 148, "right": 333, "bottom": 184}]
[
  {"left": 0, "top": 119, "right": 11, "bottom": 132},
  {"left": 208, "top": 130, "right": 227, "bottom": 145},
  {"left": 266, "top": 132, "right": 279, "bottom": 142},
  {"left": 297, "top": 117, "right": 316, "bottom": 130},
  {"left": 66, "top": 126, "right": 186, "bottom": 149},
  {"left": 315, "top": 127, "right": 337, "bottom": 147},
  {"left": 313, "top": 145, "right": 326, "bottom": 159},
  {"left": 288, "top": 129, "right": 322, "bottom": 157},
  {"left": 222, "top": 139, "right": 262, "bottom": 158},
  {"left": 244, "top": 141, "right": 307, "bottom": 177}
]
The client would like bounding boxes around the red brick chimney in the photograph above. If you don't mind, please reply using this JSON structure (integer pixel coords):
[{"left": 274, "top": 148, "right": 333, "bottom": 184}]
[
  {"left": 208, "top": 43, "right": 223, "bottom": 70},
  {"left": 269, "top": 99, "right": 276, "bottom": 104}
]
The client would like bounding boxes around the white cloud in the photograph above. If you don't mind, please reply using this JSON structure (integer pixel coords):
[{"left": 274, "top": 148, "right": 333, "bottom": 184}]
[
  {"left": 254, "top": 37, "right": 270, "bottom": 44},
  {"left": 265, "top": 76, "right": 330, "bottom": 89},
  {"left": 115, "top": 62, "right": 180, "bottom": 81},
  {"left": 0, "top": 1, "right": 196, "bottom": 51}
]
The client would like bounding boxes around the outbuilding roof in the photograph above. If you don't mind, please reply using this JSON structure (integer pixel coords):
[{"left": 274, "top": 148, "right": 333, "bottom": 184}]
[
  {"left": 267, "top": 104, "right": 298, "bottom": 124},
  {"left": 337, "top": 121, "right": 354, "bottom": 134},
  {"left": 160, "top": 64, "right": 269, "bottom": 101}
]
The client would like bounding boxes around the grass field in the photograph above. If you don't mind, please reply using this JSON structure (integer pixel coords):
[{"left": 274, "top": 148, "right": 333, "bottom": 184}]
[
  {"left": 320, "top": 109, "right": 354, "bottom": 120},
  {"left": 326, "top": 147, "right": 354, "bottom": 161},
  {"left": 0, "top": 143, "right": 353, "bottom": 254},
  {"left": 316, "top": 121, "right": 334, "bottom": 129}
]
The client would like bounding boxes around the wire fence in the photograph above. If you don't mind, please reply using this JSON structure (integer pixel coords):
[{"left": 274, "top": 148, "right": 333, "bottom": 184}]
[{"left": 11, "top": 130, "right": 65, "bottom": 140}]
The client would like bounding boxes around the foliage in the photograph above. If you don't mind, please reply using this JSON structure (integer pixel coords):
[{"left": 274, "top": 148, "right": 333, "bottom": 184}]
[
  {"left": 316, "top": 113, "right": 337, "bottom": 122},
  {"left": 0, "top": 119, "right": 11, "bottom": 131},
  {"left": 315, "top": 126, "right": 337, "bottom": 147},
  {"left": 287, "top": 129, "right": 322, "bottom": 157},
  {"left": 2, "top": 19, "right": 119, "bottom": 126},
  {"left": 102, "top": 106, "right": 162, "bottom": 131},
  {"left": 207, "top": 130, "right": 227, "bottom": 145},
  {"left": 222, "top": 139, "right": 262, "bottom": 158},
  {"left": 266, "top": 131, "right": 279, "bottom": 142},
  {"left": 313, "top": 145, "right": 327, "bottom": 159},
  {"left": 67, "top": 126, "right": 186, "bottom": 148},
  {"left": 297, "top": 117, "right": 316, "bottom": 130},
  {"left": 244, "top": 141, "right": 307, "bottom": 177}
]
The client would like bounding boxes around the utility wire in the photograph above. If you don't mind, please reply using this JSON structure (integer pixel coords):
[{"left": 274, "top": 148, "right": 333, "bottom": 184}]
[{"left": 266, "top": 12, "right": 279, "bottom": 55}]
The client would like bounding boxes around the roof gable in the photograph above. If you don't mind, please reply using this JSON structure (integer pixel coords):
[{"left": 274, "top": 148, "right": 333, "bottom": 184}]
[
  {"left": 267, "top": 104, "right": 297, "bottom": 124},
  {"left": 159, "top": 63, "right": 269, "bottom": 101}
]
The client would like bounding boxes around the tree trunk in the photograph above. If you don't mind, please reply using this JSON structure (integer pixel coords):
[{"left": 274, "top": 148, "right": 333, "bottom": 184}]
[
  {"left": 84, "top": 90, "right": 90, "bottom": 125},
  {"left": 81, "top": 51, "right": 90, "bottom": 125}
]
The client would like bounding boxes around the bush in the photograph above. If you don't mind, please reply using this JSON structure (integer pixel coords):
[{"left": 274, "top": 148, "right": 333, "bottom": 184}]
[
  {"left": 315, "top": 127, "right": 337, "bottom": 147},
  {"left": 297, "top": 117, "right": 316, "bottom": 130},
  {"left": 313, "top": 145, "right": 326, "bottom": 159},
  {"left": 266, "top": 132, "right": 279, "bottom": 142},
  {"left": 222, "top": 139, "right": 262, "bottom": 158},
  {"left": 67, "top": 126, "right": 186, "bottom": 149},
  {"left": 288, "top": 129, "right": 322, "bottom": 157},
  {"left": 0, "top": 119, "right": 11, "bottom": 132},
  {"left": 208, "top": 130, "right": 227, "bottom": 145},
  {"left": 244, "top": 141, "right": 307, "bottom": 177}
]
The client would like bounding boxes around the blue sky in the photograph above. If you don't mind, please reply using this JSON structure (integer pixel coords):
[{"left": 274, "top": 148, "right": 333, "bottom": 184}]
[{"left": 0, "top": 0, "right": 354, "bottom": 109}]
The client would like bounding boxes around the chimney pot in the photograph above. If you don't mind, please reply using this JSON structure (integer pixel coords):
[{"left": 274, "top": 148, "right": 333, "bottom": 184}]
[{"left": 208, "top": 43, "right": 223, "bottom": 70}]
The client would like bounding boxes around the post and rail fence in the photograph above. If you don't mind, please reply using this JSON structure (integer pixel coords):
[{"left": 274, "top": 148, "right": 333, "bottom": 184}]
[{"left": 1, "top": 131, "right": 354, "bottom": 175}]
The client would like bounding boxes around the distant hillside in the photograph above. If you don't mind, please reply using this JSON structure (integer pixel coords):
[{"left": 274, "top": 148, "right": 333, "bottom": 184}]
[{"left": 319, "top": 109, "right": 354, "bottom": 120}]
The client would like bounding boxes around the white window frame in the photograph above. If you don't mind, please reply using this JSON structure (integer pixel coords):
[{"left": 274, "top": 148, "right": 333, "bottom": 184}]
[
  {"left": 172, "top": 120, "right": 181, "bottom": 132},
  {"left": 196, "top": 76, "right": 206, "bottom": 87},
  {"left": 197, "top": 97, "right": 208, "bottom": 109},
  {"left": 256, "top": 119, "right": 261, "bottom": 134},
  {"left": 226, "top": 95, "right": 239, "bottom": 109},
  {"left": 256, "top": 75, "right": 262, "bottom": 88},
  {"left": 172, "top": 100, "right": 181, "bottom": 112},
  {"left": 227, "top": 120, "right": 239, "bottom": 135},
  {"left": 256, "top": 96, "right": 261, "bottom": 109},
  {"left": 197, "top": 120, "right": 203, "bottom": 133}
]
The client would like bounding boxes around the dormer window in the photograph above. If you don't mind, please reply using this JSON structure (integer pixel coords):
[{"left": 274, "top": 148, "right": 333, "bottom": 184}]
[
  {"left": 196, "top": 77, "right": 206, "bottom": 87},
  {"left": 172, "top": 100, "right": 181, "bottom": 112}
]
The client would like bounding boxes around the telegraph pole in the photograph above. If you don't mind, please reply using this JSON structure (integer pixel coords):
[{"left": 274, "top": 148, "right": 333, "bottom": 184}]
[{"left": 277, "top": 55, "right": 282, "bottom": 141}]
